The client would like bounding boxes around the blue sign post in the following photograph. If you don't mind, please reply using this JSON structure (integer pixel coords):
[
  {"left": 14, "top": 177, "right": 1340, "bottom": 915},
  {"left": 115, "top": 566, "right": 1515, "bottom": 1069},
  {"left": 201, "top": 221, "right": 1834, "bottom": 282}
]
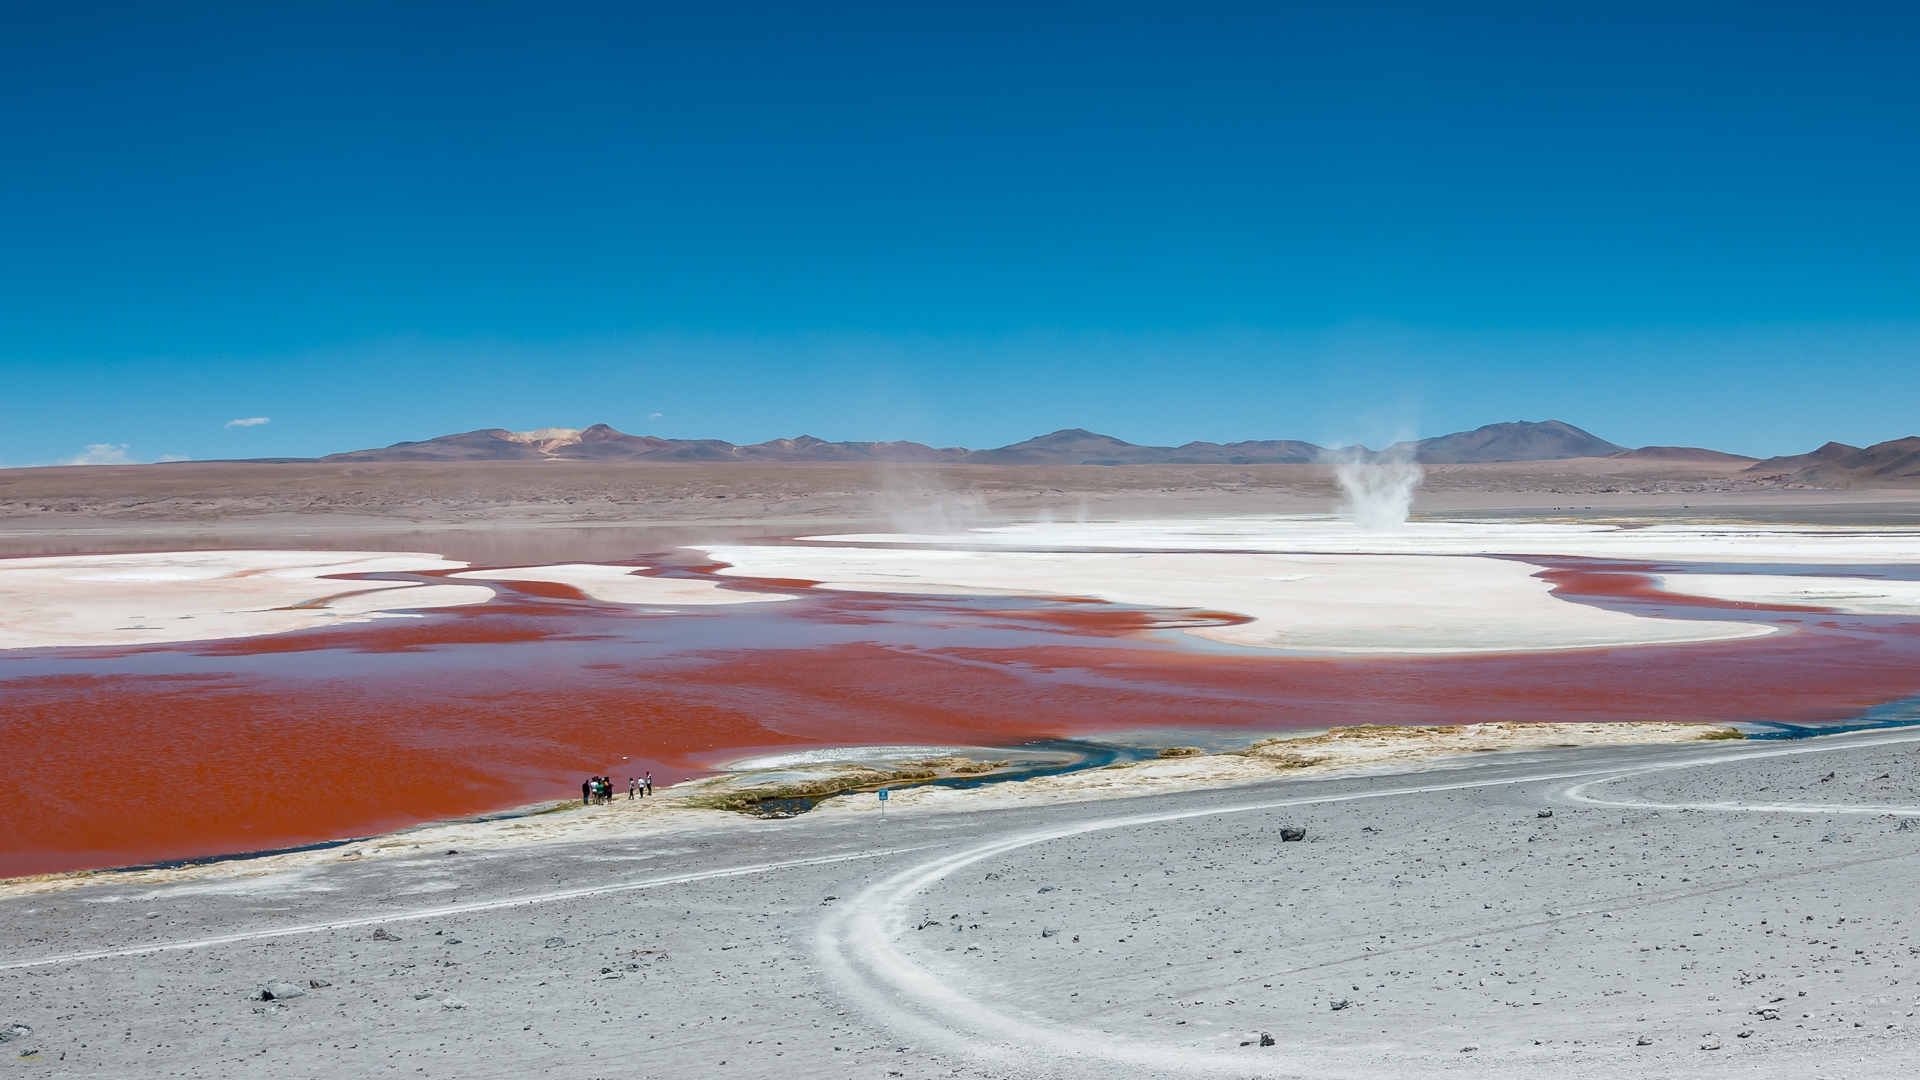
[{"left": 878, "top": 787, "right": 889, "bottom": 818}]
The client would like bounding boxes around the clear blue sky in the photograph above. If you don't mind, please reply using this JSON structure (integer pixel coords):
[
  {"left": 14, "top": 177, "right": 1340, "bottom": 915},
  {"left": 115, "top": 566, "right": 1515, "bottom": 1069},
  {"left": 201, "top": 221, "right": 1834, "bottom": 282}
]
[{"left": 3, "top": 1, "right": 1916, "bottom": 464}]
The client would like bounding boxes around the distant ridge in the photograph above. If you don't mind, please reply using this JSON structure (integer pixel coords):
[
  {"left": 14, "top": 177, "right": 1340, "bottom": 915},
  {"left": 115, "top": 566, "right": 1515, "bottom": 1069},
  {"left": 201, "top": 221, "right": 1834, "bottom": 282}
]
[
  {"left": 223, "top": 419, "right": 1760, "bottom": 468},
  {"left": 1781, "top": 437, "right": 1920, "bottom": 488},
  {"left": 1384, "top": 420, "right": 1626, "bottom": 464},
  {"left": 300, "top": 424, "right": 1331, "bottom": 465},
  {"left": 1608, "top": 446, "right": 1758, "bottom": 463},
  {"left": 1742, "top": 441, "right": 1860, "bottom": 474}
]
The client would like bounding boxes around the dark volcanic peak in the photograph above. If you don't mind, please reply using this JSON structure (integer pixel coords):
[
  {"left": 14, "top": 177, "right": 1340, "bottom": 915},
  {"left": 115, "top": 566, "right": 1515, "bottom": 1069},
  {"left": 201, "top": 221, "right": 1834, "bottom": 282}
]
[
  {"left": 1785, "top": 437, "right": 1920, "bottom": 488},
  {"left": 964, "top": 429, "right": 1174, "bottom": 465},
  {"left": 1608, "top": 446, "right": 1758, "bottom": 463},
  {"left": 1743, "top": 441, "right": 1861, "bottom": 474},
  {"left": 1385, "top": 420, "right": 1627, "bottom": 464}
]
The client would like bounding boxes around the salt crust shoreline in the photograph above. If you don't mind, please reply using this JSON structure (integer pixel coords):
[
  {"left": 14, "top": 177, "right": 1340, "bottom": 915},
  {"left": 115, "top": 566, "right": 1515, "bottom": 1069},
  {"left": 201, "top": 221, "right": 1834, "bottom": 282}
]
[
  {"left": 450, "top": 562, "right": 794, "bottom": 605},
  {"left": 7, "top": 517, "right": 1907, "bottom": 651},
  {"left": 0, "top": 721, "right": 1737, "bottom": 900},
  {"left": 1657, "top": 572, "right": 1920, "bottom": 616},
  {"left": 0, "top": 550, "right": 494, "bottom": 649},
  {"left": 703, "top": 545, "right": 1774, "bottom": 654}
]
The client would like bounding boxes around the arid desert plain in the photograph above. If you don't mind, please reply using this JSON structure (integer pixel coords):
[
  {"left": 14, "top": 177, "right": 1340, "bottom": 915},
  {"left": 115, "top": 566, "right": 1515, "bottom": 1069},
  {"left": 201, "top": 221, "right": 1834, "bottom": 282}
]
[{"left": 4, "top": 456, "right": 1920, "bottom": 1079}]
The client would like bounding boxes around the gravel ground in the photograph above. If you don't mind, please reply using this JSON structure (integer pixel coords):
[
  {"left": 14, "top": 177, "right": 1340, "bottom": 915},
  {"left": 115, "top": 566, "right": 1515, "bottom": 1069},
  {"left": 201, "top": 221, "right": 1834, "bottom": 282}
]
[{"left": 4, "top": 731, "right": 1920, "bottom": 1079}]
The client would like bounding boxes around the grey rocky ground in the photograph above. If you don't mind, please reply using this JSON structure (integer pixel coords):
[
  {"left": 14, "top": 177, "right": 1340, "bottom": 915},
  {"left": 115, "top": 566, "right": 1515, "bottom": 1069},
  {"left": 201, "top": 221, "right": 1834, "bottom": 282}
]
[{"left": 5, "top": 730, "right": 1920, "bottom": 1078}]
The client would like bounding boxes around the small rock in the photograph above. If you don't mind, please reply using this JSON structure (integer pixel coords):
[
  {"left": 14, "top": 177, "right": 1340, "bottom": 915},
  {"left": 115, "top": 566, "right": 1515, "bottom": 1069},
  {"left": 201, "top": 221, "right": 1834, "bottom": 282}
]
[
  {"left": 1701, "top": 1034, "right": 1722, "bottom": 1050},
  {"left": 262, "top": 982, "right": 305, "bottom": 1001},
  {"left": 440, "top": 997, "right": 467, "bottom": 1010},
  {"left": 1041, "top": 927, "right": 1059, "bottom": 938},
  {"left": 445, "top": 850, "right": 459, "bottom": 855},
  {"left": 1636, "top": 1035, "right": 1653, "bottom": 1046},
  {"left": 1280, "top": 828, "right": 1306, "bottom": 842},
  {"left": 984, "top": 873, "right": 1001, "bottom": 880},
  {"left": 544, "top": 936, "right": 565, "bottom": 948},
  {"left": 1537, "top": 809, "right": 1554, "bottom": 818},
  {"left": 414, "top": 991, "right": 434, "bottom": 1000},
  {"left": 1259, "top": 1032, "right": 1275, "bottom": 1047},
  {"left": 1038, "top": 886, "right": 1056, "bottom": 893},
  {"left": 1737, "top": 1030, "right": 1754, "bottom": 1038},
  {"left": 0, "top": 1023, "right": 31, "bottom": 1043},
  {"left": 1460, "top": 1045, "right": 1477, "bottom": 1053},
  {"left": 371, "top": 928, "right": 399, "bottom": 941},
  {"left": 445, "top": 938, "right": 462, "bottom": 945},
  {"left": 308, "top": 979, "right": 331, "bottom": 989},
  {"left": 1330, "top": 999, "right": 1350, "bottom": 1011}
]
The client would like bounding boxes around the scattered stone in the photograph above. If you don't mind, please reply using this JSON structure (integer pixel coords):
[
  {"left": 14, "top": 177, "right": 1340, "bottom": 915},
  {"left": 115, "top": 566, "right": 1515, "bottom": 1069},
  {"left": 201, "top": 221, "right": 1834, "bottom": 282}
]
[
  {"left": 544, "top": 936, "right": 565, "bottom": 948},
  {"left": 1329, "top": 999, "right": 1350, "bottom": 1011},
  {"left": 0, "top": 1023, "right": 31, "bottom": 1043},
  {"left": 984, "top": 873, "right": 1001, "bottom": 880},
  {"left": 261, "top": 982, "right": 305, "bottom": 1001},
  {"left": 1157, "top": 746, "right": 1204, "bottom": 758},
  {"left": 1460, "top": 1045, "right": 1477, "bottom": 1053},
  {"left": 445, "top": 938, "right": 462, "bottom": 945},
  {"left": 1701, "top": 1034, "right": 1722, "bottom": 1050},
  {"left": 371, "top": 928, "right": 400, "bottom": 941},
  {"left": 308, "top": 979, "right": 331, "bottom": 989},
  {"left": 1259, "top": 1032, "right": 1275, "bottom": 1047},
  {"left": 1041, "top": 927, "right": 1059, "bottom": 938},
  {"left": 441, "top": 997, "right": 467, "bottom": 1010},
  {"left": 1636, "top": 1036, "right": 1653, "bottom": 1046},
  {"left": 1737, "top": 1030, "right": 1754, "bottom": 1038},
  {"left": 1038, "top": 886, "right": 1056, "bottom": 893},
  {"left": 445, "top": 849, "right": 459, "bottom": 855},
  {"left": 414, "top": 991, "right": 434, "bottom": 1000},
  {"left": 1537, "top": 809, "right": 1554, "bottom": 818},
  {"left": 1280, "top": 828, "right": 1306, "bottom": 842},
  {"left": 1754, "top": 1007, "right": 1780, "bottom": 1021}
]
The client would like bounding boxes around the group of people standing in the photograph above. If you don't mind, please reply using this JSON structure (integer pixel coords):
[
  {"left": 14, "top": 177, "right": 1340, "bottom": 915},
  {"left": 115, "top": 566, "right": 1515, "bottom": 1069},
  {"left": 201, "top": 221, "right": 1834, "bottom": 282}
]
[{"left": 581, "top": 772, "right": 652, "bottom": 805}]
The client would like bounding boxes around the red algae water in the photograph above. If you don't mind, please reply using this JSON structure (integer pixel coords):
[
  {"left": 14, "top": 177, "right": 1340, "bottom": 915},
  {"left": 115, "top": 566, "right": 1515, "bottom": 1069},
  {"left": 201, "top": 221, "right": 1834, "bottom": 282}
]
[{"left": 3, "top": 556, "right": 1918, "bottom": 878}]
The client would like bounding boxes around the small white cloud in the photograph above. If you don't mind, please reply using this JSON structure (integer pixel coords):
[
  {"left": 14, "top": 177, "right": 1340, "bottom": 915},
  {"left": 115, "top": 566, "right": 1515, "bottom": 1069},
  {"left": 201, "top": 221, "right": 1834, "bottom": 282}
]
[
  {"left": 62, "top": 443, "right": 136, "bottom": 466},
  {"left": 648, "top": 412, "right": 663, "bottom": 421},
  {"left": 158, "top": 454, "right": 191, "bottom": 462},
  {"left": 225, "top": 416, "right": 271, "bottom": 428}
]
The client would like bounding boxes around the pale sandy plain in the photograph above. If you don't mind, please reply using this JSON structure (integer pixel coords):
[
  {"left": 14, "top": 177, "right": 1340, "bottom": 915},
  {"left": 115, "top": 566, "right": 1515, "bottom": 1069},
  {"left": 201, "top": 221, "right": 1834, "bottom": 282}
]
[{"left": 4, "top": 459, "right": 1920, "bottom": 1078}]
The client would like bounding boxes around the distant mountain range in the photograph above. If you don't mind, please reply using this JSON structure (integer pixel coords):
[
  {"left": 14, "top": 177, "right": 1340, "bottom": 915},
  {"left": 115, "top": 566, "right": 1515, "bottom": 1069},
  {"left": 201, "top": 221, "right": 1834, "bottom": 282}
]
[{"left": 232, "top": 420, "right": 1919, "bottom": 484}]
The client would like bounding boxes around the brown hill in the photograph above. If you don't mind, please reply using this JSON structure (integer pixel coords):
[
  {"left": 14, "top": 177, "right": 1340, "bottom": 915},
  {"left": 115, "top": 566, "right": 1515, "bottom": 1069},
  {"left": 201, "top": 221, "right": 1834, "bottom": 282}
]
[
  {"left": 1608, "top": 446, "right": 1757, "bottom": 463},
  {"left": 1785, "top": 437, "right": 1920, "bottom": 488},
  {"left": 963, "top": 429, "right": 1181, "bottom": 465},
  {"left": 1383, "top": 420, "right": 1626, "bottom": 464},
  {"left": 1742, "top": 441, "right": 1860, "bottom": 474}
]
